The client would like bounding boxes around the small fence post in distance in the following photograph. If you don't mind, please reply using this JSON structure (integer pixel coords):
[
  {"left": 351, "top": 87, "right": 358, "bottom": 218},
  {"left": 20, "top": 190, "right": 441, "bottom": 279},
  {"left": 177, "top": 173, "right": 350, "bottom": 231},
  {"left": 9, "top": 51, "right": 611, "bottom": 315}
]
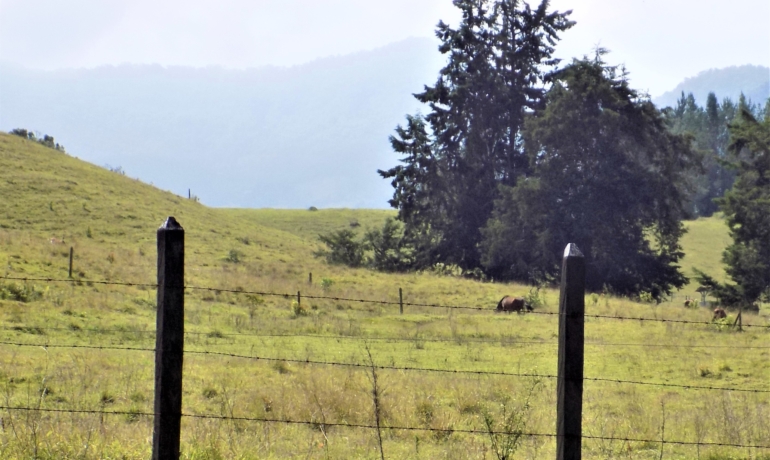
[
  {"left": 399, "top": 288, "right": 403, "bottom": 315},
  {"left": 309, "top": 272, "right": 312, "bottom": 284},
  {"left": 68, "top": 247, "right": 73, "bottom": 278},
  {"left": 153, "top": 217, "right": 185, "bottom": 460},
  {"left": 297, "top": 291, "right": 301, "bottom": 309},
  {"left": 556, "top": 243, "right": 585, "bottom": 460}
]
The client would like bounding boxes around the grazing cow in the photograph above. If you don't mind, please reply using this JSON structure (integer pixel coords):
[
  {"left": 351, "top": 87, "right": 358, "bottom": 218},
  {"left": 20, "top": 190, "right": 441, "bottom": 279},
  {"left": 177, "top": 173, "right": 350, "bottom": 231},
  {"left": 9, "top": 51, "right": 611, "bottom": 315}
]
[
  {"left": 684, "top": 299, "right": 693, "bottom": 308},
  {"left": 496, "top": 296, "right": 531, "bottom": 313},
  {"left": 712, "top": 307, "right": 726, "bottom": 321}
]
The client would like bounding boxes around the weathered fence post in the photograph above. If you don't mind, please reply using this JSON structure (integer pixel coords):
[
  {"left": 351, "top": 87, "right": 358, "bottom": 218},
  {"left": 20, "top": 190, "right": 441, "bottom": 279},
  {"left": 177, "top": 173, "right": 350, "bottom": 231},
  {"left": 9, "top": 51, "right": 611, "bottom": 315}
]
[
  {"left": 309, "top": 272, "right": 312, "bottom": 285},
  {"left": 68, "top": 247, "right": 73, "bottom": 278},
  {"left": 556, "top": 243, "right": 585, "bottom": 460},
  {"left": 153, "top": 217, "right": 185, "bottom": 460},
  {"left": 297, "top": 291, "right": 301, "bottom": 309},
  {"left": 399, "top": 288, "right": 403, "bottom": 315}
]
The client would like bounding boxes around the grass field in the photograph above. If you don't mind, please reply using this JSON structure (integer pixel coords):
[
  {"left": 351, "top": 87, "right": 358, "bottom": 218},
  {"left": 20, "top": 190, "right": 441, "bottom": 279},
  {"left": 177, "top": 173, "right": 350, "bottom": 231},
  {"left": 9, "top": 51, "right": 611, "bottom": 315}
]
[{"left": 1, "top": 132, "right": 768, "bottom": 459}]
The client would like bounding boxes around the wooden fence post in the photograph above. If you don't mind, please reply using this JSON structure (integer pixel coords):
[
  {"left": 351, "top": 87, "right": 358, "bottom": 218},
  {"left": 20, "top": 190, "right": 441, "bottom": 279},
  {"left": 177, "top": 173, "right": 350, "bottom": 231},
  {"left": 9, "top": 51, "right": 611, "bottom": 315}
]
[
  {"left": 309, "top": 272, "right": 312, "bottom": 285},
  {"left": 297, "top": 291, "right": 301, "bottom": 309},
  {"left": 399, "top": 288, "right": 403, "bottom": 315},
  {"left": 153, "top": 217, "right": 185, "bottom": 460},
  {"left": 68, "top": 247, "right": 73, "bottom": 278},
  {"left": 556, "top": 243, "right": 585, "bottom": 460}
]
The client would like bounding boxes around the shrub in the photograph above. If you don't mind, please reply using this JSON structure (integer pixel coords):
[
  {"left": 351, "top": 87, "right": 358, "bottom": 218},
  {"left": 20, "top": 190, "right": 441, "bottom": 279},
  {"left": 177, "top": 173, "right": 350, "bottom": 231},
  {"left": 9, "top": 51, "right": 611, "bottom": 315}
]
[
  {"left": 225, "top": 249, "right": 243, "bottom": 263},
  {"left": 0, "top": 282, "right": 43, "bottom": 302},
  {"left": 315, "top": 229, "right": 365, "bottom": 267},
  {"left": 321, "top": 278, "right": 334, "bottom": 291},
  {"left": 308, "top": 206, "right": 318, "bottom": 211},
  {"left": 291, "top": 300, "right": 307, "bottom": 317}
]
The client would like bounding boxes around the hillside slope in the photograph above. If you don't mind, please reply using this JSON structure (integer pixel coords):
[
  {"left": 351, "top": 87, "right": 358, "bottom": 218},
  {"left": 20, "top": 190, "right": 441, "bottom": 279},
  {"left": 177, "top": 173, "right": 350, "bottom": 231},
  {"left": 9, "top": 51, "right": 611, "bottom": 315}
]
[{"left": 1, "top": 132, "right": 768, "bottom": 459}]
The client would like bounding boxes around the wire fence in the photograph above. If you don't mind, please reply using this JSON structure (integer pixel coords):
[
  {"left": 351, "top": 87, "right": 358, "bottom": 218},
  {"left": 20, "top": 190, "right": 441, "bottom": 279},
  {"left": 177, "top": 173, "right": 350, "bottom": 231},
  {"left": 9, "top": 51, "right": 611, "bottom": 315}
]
[
  {"left": 3, "top": 274, "right": 769, "bottom": 329},
  {"left": 1, "top": 273, "right": 769, "bottom": 455},
  {"left": 1, "top": 405, "right": 769, "bottom": 450},
  {"left": 1, "top": 339, "right": 768, "bottom": 394}
]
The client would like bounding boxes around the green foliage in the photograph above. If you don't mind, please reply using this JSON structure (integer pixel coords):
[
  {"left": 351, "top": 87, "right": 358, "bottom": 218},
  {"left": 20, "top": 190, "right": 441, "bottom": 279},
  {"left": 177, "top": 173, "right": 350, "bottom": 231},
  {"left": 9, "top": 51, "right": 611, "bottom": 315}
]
[
  {"left": 315, "top": 229, "right": 365, "bottom": 267},
  {"left": 0, "top": 282, "right": 44, "bottom": 302},
  {"left": 320, "top": 278, "right": 334, "bottom": 291},
  {"left": 482, "top": 54, "right": 693, "bottom": 298},
  {"left": 10, "top": 128, "right": 66, "bottom": 152},
  {"left": 315, "top": 218, "right": 413, "bottom": 271},
  {"left": 703, "top": 106, "right": 770, "bottom": 309},
  {"left": 225, "top": 249, "right": 244, "bottom": 263},
  {"left": 290, "top": 300, "right": 307, "bottom": 318},
  {"left": 664, "top": 91, "right": 740, "bottom": 217},
  {"left": 379, "top": 0, "right": 573, "bottom": 270},
  {"left": 481, "top": 379, "right": 541, "bottom": 460},
  {"left": 363, "top": 217, "right": 413, "bottom": 271}
]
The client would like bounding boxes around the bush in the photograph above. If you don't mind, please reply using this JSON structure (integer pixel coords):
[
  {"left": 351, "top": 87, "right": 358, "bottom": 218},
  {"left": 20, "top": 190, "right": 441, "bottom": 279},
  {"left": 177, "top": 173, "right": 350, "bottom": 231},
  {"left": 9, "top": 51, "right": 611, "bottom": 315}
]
[
  {"left": 225, "top": 249, "right": 243, "bottom": 263},
  {"left": 314, "top": 229, "right": 365, "bottom": 267},
  {"left": 0, "top": 282, "right": 44, "bottom": 302}
]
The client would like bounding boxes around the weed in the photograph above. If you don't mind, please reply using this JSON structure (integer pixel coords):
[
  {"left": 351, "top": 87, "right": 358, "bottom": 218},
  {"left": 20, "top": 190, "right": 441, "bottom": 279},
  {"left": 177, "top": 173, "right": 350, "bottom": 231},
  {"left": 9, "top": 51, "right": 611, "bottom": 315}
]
[
  {"left": 225, "top": 249, "right": 243, "bottom": 263},
  {"left": 321, "top": 277, "right": 334, "bottom": 291}
]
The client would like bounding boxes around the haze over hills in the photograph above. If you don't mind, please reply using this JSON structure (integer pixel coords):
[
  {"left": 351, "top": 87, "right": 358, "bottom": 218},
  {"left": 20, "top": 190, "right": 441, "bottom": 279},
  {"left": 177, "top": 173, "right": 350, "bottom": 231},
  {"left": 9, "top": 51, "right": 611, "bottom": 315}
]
[
  {"left": 1, "top": 39, "right": 767, "bottom": 209},
  {"left": 653, "top": 65, "right": 769, "bottom": 108},
  {"left": 0, "top": 37, "right": 444, "bottom": 209}
]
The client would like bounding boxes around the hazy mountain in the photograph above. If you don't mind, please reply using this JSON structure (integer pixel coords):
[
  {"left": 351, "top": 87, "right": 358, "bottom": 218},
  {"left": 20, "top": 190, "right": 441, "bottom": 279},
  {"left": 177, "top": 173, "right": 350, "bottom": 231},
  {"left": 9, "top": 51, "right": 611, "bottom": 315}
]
[
  {"left": 3, "top": 47, "right": 767, "bottom": 209},
  {"left": 0, "top": 37, "right": 444, "bottom": 208},
  {"left": 653, "top": 64, "right": 769, "bottom": 108}
]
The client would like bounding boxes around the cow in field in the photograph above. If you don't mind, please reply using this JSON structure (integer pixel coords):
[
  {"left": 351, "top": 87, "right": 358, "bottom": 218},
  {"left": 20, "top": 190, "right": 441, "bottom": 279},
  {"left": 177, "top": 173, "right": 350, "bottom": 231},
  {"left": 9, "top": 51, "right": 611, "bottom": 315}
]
[
  {"left": 496, "top": 296, "right": 532, "bottom": 313},
  {"left": 683, "top": 299, "right": 693, "bottom": 308},
  {"left": 712, "top": 307, "right": 727, "bottom": 321}
]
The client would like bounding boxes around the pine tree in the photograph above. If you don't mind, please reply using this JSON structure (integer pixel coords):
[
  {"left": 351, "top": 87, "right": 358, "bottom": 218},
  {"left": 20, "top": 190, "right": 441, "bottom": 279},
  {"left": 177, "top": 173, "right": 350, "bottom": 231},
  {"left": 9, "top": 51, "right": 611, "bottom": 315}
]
[
  {"left": 379, "top": 0, "right": 573, "bottom": 269},
  {"left": 481, "top": 55, "right": 695, "bottom": 298},
  {"left": 713, "top": 107, "right": 770, "bottom": 308}
]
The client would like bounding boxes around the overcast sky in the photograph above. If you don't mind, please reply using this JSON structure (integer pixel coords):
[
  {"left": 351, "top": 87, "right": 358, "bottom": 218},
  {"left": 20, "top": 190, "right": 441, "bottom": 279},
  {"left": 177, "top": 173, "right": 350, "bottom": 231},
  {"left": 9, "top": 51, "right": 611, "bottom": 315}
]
[{"left": 1, "top": 0, "right": 768, "bottom": 97}]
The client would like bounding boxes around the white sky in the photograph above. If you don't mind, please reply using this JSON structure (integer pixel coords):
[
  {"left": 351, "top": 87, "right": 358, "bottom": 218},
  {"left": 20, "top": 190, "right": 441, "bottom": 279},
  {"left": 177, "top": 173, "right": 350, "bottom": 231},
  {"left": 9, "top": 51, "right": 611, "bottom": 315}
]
[{"left": 1, "top": 0, "right": 768, "bottom": 97}]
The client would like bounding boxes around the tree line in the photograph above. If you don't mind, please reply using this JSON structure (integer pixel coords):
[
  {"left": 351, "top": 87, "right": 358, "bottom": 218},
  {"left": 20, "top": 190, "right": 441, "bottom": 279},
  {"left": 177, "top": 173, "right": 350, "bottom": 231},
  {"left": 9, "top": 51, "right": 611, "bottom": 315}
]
[{"left": 314, "top": 0, "right": 769, "bottom": 308}]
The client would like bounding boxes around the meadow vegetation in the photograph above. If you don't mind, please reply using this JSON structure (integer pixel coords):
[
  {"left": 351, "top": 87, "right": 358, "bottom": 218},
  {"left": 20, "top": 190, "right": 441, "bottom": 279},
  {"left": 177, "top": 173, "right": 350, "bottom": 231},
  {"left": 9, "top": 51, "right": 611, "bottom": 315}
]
[{"left": 0, "top": 133, "right": 768, "bottom": 459}]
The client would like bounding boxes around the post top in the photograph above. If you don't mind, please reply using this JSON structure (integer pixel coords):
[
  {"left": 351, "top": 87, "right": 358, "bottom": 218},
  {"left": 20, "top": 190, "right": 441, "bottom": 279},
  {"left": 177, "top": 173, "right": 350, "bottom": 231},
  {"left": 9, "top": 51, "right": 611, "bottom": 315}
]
[
  {"left": 159, "top": 216, "right": 183, "bottom": 230},
  {"left": 563, "top": 243, "right": 583, "bottom": 259}
]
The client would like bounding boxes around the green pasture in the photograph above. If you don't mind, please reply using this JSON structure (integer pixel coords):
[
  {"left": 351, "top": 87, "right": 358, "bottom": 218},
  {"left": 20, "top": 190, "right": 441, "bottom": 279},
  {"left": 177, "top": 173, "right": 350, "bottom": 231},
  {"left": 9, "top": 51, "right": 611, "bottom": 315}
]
[{"left": 0, "top": 133, "right": 768, "bottom": 459}]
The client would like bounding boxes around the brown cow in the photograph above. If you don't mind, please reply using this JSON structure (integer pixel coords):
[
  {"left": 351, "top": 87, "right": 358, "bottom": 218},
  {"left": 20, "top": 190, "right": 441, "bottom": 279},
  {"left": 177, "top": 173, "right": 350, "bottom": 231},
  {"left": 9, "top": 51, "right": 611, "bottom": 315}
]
[
  {"left": 683, "top": 299, "right": 693, "bottom": 308},
  {"left": 712, "top": 307, "right": 726, "bottom": 321},
  {"left": 496, "top": 296, "right": 531, "bottom": 313}
]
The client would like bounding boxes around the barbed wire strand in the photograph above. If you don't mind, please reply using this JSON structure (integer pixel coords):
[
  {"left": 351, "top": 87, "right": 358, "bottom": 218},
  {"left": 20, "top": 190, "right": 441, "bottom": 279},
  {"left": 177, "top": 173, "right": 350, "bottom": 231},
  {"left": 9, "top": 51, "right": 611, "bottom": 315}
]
[
  {"left": 0, "top": 340, "right": 154, "bottom": 353},
  {"left": 1, "top": 340, "right": 766, "bottom": 393},
  {"left": 3, "top": 275, "right": 768, "bottom": 328},
  {"left": 1, "top": 405, "right": 767, "bottom": 449},
  {"left": 185, "top": 349, "right": 770, "bottom": 393},
  {"left": 5, "top": 326, "right": 767, "bottom": 350},
  {"left": 0, "top": 275, "right": 156, "bottom": 289}
]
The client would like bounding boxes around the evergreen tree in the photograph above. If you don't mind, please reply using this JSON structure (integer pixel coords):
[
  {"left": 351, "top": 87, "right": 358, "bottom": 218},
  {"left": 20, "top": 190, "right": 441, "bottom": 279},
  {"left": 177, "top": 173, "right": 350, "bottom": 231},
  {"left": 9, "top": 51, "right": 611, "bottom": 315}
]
[
  {"left": 379, "top": 0, "right": 573, "bottom": 269},
  {"left": 481, "top": 55, "right": 695, "bottom": 298},
  {"left": 710, "top": 107, "right": 770, "bottom": 308}
]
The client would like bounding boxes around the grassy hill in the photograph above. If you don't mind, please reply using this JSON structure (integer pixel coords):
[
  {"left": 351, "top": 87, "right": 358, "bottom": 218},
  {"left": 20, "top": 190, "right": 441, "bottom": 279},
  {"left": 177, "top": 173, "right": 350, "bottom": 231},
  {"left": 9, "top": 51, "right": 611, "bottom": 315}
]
[{"left": 0, "top": 132, "right": 768, "bottom": 459}]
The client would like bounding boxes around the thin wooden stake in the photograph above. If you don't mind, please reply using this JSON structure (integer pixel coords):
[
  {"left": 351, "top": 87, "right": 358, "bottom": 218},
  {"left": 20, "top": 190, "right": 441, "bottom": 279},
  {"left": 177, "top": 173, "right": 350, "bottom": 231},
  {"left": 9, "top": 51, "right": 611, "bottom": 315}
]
[
  {"left": 297, "top": 291, "right": 301, "bottom": 309},
  {"left": 309, "top": 272, "right": 313, "bottom": 284},
  {"left": 556, "top": 243, "right": 585, "bottom": 460},
  {"left": 68, "top": 247, "right": 73, "bottom": 278},
  {"left": 152, "top": 217, "right": 185, "bottom": 460},
  {"left": 399, "top": 288, "right": 403, "bottom": 315}
]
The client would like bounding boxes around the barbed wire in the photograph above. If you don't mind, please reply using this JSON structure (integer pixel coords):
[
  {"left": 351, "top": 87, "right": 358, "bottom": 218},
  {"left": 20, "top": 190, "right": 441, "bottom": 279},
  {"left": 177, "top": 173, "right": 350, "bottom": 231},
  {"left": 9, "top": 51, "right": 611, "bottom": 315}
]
[
  {"left": 4, "top": 325, "right": 766, "bottom": 350},
  {"left": 1, "top": 405, "right": 767, "bottom": 449},
  {"left": 0, "top": 340, "right": 154, "bottom": 353},
  {"left": 184, "top": 349, "right": 554, "bottom": 379},
  {"left": 185, "top": 349, "right": 770, "bottom": 393},
  {"left": 0, "top": 274, "right": 156, "bottom": 289},
  {"left": 0, "top": 405, "right": 153, "bottom": 418},
  {"left": 3, "top": 275, "right": 767, "bottom": 329}
]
